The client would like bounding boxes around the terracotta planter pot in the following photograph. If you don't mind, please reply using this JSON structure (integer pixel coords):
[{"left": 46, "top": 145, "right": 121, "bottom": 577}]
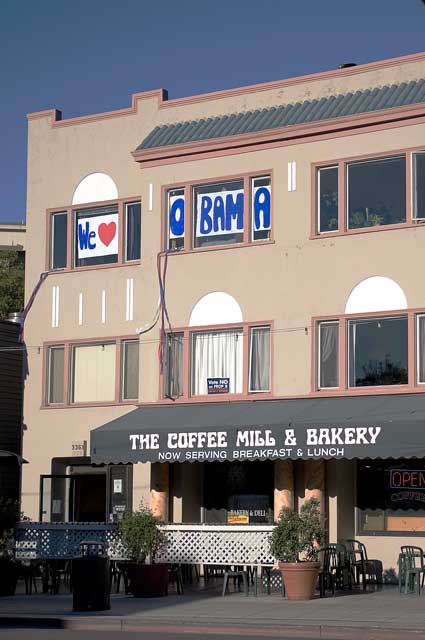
[
  {"left": 278, "top": 561, "right": 320, "bottom": 600},
  {"left": 126, "top": 563, "right": 169, "bottom": 598}
]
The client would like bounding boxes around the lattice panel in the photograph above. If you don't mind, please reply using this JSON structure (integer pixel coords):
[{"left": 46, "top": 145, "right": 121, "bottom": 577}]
[
  {"left": 15, "top": 523, "right": 275, "bottom": 565},
  {"left": 15, "top": 523, "right": 127, "bottom": 560},
  {"left": 156, "top": 528, "right": 275, "bottom": 565}
]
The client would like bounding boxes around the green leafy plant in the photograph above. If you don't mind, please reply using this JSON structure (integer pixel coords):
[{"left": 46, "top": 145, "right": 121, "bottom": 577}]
[
  {"left": 0, "top": 499, "right": 20, "bottom": 558},
  {"left": 270, "top": 497, "right": 324, "bottom": 563},
  {"left": 0, "top": 251, "right": 24, "bottom": 320},
  {"left": 118, "top": 502, "right": 165, "bottom": 563}
]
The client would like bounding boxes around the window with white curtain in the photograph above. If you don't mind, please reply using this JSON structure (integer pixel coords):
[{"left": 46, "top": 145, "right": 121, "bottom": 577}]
[
  {"left": 164, "top": 332, "right": 184, "bottom": 398},
  {"left": 191, "top": 329, "right": 243, "bottom": 396},
  {"left": 249, "top": 326, "right": 270, "bottom": 392},
  {"left": 71, "top": 343, "right": 116, "bottom": 403},
  {"left": 317, "top": 321, "right": 339, "bottom": 388}
]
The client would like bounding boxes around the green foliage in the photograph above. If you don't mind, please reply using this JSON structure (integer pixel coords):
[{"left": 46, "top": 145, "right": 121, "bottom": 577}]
[
  {"left": 0, "top": 498, "right": 20, "bottom": 557},
  {"left": 0, "top": 251, "right": 24, "bottom": 320},
  {"left": 270, "top": 497, "right": 324, "bottom": 563},
  {"left": 118, "top": 502, "right": 165, "bottom": 563}
]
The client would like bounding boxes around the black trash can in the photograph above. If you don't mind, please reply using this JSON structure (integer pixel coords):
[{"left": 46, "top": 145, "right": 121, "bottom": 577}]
[{"left": 72, "top": 541, "right": 110, "bottom": 611}]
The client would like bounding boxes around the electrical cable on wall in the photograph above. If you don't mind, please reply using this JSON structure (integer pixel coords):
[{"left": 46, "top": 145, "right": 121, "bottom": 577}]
[{"left": 18, "top": 271, "right": 50, "bottom": 342}]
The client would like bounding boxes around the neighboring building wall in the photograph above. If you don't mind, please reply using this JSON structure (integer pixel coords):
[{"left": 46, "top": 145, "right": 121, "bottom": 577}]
[
  {"left": 0, "top": 320, "right": 23, "bottom": 501},
  {"left": 0, "top": 223, "right": 26, "bottom": 252}
]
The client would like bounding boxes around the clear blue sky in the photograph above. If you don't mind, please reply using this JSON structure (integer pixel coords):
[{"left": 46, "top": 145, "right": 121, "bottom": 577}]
[{"left": 1, "top": 0, "right": 425, "bottom": 223}]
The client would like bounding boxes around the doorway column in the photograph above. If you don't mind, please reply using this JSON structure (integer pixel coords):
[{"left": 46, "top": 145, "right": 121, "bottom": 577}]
[
  {"left": 304, "top": 460, "right": 325, "bottom": 514},
  {"left": 274, "top": 460, "right": 294, "bottom": 520},
  {"left": 150, "top": 462, "right": 169, "bottom": 521}
]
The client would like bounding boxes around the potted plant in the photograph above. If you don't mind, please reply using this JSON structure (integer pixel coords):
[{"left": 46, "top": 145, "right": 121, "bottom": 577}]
[
  {"left": 118, "top": 502, "right": 168, "bottom": 597},
  {"left": 0, "top": 499, "right": 20, "bottom": 597},
  {"left": 270, "top": 497, "right": 324, "bottom": 600}
]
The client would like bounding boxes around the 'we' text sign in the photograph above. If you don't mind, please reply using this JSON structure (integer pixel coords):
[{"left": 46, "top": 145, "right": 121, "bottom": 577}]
[{"left": 77, "top": 213, "right": 119, "bottom": 259}]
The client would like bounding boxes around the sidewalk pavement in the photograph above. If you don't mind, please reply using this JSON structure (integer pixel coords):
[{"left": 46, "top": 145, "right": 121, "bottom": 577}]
[{"left": 1, "top": 584, "right": 425, "bottom": 639}]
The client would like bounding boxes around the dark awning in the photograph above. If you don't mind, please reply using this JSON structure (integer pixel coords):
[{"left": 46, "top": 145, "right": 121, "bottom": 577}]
[{"left": 90, "top": 394, "right": 425, "bottom": 464}]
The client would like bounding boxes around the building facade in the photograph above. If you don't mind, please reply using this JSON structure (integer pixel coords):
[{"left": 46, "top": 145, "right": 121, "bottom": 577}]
[{"left": 22, "top": 52, "right": 425, "bottom": 572}]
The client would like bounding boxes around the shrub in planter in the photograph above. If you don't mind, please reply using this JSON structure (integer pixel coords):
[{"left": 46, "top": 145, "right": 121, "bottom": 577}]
[
  {"left": 118, "top": 502, "right": 167, "bottom": 597},
  {"left": 270, "top": 497, "right": 324, "bottom": 600}
]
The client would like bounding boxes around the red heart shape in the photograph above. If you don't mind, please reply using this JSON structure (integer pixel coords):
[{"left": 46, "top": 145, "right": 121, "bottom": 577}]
[{"left": 98, "top": 222, "right": 116, "bottom": 247}]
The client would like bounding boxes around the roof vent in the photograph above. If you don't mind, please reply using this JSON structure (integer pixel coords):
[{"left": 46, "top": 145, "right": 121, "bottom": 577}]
[{"left": 338, "top": 63, "right": 357, "bottom": 69}]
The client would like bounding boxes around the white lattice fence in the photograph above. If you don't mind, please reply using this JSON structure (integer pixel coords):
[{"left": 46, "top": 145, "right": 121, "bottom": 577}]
[
  {"left": 15, "top": 523, "right": 275, "bottom": 565},
  {"left": 157, "top": 525, "right": 275, "bottom": 565},
  {"left": 14, "top": 523, "right": 126, "bottom": 560}
]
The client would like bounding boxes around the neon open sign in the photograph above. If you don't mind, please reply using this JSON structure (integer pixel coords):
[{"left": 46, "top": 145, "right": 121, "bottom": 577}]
[{"left": 390, "top": 469, "right": 425, "bottom": 490}]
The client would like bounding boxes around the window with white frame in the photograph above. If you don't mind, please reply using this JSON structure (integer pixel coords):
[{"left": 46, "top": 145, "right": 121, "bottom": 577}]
[{"left": 163, "top": 332, "right": 184, "bottom": 399}]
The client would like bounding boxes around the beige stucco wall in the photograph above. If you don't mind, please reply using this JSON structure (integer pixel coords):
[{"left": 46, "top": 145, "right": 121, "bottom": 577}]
[{"left": 22, "top": 54, "right": 425, "bottom": 527}]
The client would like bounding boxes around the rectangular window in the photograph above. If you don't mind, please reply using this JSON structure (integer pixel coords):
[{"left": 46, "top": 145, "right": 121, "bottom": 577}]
[
  {"left": 50, "top": 212, "right": 68, "bottom": 269},
  {"left": 193, "top": 180, "right": 244, "bottom": 249},
  {"left": 167, "top": 188, "right": 185, "bottom": 250},
  {"left": 357, "top": 460, "right": 425, "bottom": 534},
  {"left": 190, "top": 328, "right": 243, "bottom": 395},
  {"left": 317, "top": 321, "right": 339, "bottom": 388},
  {"left": 71, "top": 343, "right": 116, "bottom": 403},
  {"left": 47, "top": 345, "right": 64, "bottom": 403},
  {"left": 249, "top": 326, "right": 270, "bottom": 392},
  {"left": 317, "top": 167, "right": 338, "bottom": 233},
  {"left": 121, "top": 340, "right": 139, "bottom": 400},
  {"left": 74, "top": 205, "right": 119, "bottom": 268},
  {"left": 348, "top": 316, "right": 408, "bottom": 387},
  {"left": 163, "top": 332, "right": 184, "bottom": 399},
  {"left": 347, "top": 156, "right": 406, "bottom": 229},
  {"left": 251, "top": 176, "right": 271, "bottom": 241},
  {"left": 413, "top": 152, "right": 425, "bottom": 221},
  {"left": 125, "top": 202, "right": 141, "bottom": 261}
]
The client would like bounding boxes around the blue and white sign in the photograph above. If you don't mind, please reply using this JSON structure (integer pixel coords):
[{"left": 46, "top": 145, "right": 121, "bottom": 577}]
[
  {"left": 196, "top": 189, "right": 244, "bottom": 237},
  {"left": 77, "top": 213, "right": 119, "bottom": 259},
  {"left": 169, "top": 194, "right": 185, "bottom": 239},
  {"left": 252, "top": 185, "right": 271, "bottom": 232}
]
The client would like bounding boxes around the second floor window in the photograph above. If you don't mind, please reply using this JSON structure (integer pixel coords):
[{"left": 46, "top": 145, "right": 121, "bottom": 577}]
[
  {"left": 163, "top": 324, "right": 271, "bottom": 399},
  {"left": 165, "top": 174, "right": 271, "bottom": 251},
  {"left": 44, "top": 338, "right": 139, "bottom": 406},
  {"left": 316, "top": 313, "right": 417, "bottom": 391},
  {"left": 316, "top": 150, "right": 425, "bottom": 235},
  {"left": 49, "top": 200, "right": 141, "bottom": 270}
]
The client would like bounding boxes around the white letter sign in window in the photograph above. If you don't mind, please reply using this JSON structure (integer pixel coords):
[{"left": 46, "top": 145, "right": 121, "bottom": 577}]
[{"left": 167, "top": 188, "right": 185, "bottom": 250}]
